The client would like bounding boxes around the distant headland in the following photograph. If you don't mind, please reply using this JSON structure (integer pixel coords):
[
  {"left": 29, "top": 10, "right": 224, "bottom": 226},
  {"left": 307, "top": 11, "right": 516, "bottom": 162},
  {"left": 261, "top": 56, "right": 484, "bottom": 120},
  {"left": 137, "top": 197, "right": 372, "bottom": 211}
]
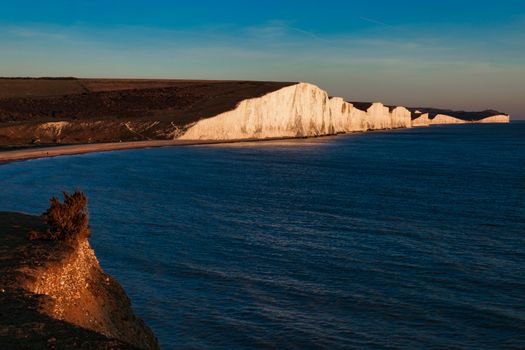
[{"left": 0, "top": 78, "right": 510, "bottom": 161}]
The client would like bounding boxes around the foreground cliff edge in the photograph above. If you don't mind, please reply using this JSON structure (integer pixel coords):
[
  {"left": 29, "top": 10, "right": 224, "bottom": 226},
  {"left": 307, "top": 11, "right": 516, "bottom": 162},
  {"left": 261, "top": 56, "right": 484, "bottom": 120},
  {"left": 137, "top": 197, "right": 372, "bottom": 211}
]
[{"left": 0, "top": 192, "right": 159, "bottom": 349}]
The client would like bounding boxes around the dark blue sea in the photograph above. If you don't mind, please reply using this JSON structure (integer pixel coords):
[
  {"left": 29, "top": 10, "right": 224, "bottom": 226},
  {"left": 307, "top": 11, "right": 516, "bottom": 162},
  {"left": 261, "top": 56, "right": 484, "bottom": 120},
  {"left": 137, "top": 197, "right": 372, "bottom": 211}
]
[{"left": 1, "top": 123, "right": 524, "bottom": 349}]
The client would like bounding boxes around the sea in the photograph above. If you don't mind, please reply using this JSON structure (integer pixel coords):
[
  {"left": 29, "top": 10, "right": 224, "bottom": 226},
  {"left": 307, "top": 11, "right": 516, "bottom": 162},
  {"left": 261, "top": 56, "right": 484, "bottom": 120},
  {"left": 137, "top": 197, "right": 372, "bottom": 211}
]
[{"left": 1, "top": 123, "right": 524, "bottom": 349}]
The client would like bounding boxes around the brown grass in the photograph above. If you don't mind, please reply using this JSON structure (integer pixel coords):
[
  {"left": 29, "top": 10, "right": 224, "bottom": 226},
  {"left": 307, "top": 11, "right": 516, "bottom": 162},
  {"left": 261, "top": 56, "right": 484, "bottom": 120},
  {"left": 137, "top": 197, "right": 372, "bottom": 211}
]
[
  {"left": 0, "top": 79, "right": 87, "bottom": 99},
  {"left": 28, "top": 190, "right": 90, "bottom": 244},
  {"left": 0, "top": 79, "right": 296, "bottom": 125}
]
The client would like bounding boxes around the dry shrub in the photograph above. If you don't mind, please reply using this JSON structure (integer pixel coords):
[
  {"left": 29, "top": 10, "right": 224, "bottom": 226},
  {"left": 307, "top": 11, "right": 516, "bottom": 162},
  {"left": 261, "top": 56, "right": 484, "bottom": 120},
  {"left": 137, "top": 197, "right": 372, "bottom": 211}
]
[
  {"left": 28, "top": 190, "right": 90, "bottom": 244},
  {"left": 27, "top": 230, "right": 42, "bottom": 240}
]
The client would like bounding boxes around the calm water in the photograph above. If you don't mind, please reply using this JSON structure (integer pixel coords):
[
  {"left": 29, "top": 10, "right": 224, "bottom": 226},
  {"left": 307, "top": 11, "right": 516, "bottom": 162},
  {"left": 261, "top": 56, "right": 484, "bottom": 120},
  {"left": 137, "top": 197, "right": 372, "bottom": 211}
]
[{"left": 1, "top": 123, "right": 524, "bottom": 349}]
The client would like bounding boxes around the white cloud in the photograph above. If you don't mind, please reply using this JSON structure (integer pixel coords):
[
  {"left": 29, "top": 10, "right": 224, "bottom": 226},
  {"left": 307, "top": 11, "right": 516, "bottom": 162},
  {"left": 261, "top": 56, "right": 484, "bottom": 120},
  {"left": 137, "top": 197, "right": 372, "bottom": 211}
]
[{"left": 7, "top": 27, "right": 68, "bottom": 41}]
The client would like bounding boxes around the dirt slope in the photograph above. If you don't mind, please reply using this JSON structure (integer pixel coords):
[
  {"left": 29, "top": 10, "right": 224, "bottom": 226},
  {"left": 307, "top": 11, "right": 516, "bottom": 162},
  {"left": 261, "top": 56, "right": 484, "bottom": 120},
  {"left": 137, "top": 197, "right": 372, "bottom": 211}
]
[{"left": 0, "top": 212, "right": 159, "bottom": 349}]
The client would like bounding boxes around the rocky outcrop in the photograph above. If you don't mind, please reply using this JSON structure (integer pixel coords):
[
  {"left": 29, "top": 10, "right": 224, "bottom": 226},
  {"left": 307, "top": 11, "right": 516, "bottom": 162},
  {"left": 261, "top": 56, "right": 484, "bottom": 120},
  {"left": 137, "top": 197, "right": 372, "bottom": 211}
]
[
  {"left": 27, "top": 240, "right": 158, "bottom": 349},
  {"left": 0, "top": 212, "right": 159, "bottom": 349},
  {"left": 179, "top": 83, "right": 412, "bottom": 140}
]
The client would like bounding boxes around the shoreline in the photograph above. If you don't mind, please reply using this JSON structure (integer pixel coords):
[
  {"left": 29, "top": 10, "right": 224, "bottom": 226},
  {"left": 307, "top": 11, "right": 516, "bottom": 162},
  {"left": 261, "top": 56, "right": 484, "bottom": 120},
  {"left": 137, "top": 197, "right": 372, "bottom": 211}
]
[
  {"left": 0, "top": 136, "right": 316, "bottom": 164},
  {"left": 0, "top": 121, "right": 518, "bottom": 164}
]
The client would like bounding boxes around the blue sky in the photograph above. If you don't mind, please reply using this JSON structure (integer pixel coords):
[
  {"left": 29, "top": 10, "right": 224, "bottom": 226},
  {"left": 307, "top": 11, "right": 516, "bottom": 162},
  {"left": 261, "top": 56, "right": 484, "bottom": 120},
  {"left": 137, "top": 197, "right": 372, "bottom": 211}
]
[{"left": 1, "top": 1, "right": 524, "bottom": 118}]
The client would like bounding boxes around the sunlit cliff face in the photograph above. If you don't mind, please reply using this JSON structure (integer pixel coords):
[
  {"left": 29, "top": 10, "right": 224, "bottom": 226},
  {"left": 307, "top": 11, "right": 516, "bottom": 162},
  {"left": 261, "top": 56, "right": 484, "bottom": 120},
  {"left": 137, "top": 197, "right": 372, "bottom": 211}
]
[
  {"left": 0, "top": 81, "right": 511, "bottom": 148},
  {"left": 179, "top": 83, "right": 412, "bottom": 140},
  {"left": 180, "top": 83, "right": 509, "bottom": 140}
]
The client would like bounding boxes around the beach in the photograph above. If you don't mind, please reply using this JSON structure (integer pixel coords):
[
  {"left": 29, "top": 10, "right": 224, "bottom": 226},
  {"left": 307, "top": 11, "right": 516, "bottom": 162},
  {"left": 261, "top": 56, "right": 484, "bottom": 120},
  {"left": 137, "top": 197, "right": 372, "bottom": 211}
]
[{"left": 0, "top": 137, "right": 312, "bottom": 163}]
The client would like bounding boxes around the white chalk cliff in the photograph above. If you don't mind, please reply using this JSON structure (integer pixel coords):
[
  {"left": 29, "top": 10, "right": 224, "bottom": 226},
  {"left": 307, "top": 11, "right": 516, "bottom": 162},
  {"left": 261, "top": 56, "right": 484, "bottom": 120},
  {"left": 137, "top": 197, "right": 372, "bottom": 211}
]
[
  {"left": 179, "top": 83, "right": 508, "bottom": 141},
  {"left": 179, "top": 83, "right": 411, "bottom": 140},
  {"left": 412, "top": 113, "right": 431, "bottom": 127},
  {"left": 412, "top": 113, "right": 510, "bottom": 127},
  {"left": 476, "top": 115, "right": 510, "bottom": 123}
]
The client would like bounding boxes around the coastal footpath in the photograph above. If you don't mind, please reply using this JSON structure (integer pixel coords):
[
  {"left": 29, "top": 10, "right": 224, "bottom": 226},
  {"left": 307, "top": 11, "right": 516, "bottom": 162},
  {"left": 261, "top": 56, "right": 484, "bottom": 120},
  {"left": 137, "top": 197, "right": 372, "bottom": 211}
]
[{"left": 0, "top": 203, "right": 159, "bottom": 349}]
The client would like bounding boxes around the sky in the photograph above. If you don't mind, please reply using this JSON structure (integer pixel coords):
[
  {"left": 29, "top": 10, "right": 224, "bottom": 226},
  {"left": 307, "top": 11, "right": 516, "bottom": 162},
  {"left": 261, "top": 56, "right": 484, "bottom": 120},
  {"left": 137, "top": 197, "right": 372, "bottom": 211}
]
[{"left": 1, "top": 0, "right": 524, "bottom": 118}]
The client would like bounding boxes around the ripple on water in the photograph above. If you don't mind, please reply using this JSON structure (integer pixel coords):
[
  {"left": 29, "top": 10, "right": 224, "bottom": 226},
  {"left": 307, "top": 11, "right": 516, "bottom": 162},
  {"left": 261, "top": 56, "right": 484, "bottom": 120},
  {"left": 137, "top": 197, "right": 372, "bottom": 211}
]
[{"left": 1, "top": 123, "right": 524, "bottom": 349}]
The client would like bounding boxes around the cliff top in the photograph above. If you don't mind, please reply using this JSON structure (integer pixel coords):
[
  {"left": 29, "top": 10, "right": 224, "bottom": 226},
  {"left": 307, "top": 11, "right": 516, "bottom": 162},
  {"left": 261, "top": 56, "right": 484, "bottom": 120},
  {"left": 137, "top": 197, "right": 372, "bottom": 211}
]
[
  {"left": 0, "top": 208, "right": 158, "bottom": 349},
  {"left": 408, "top": 107, "right": 509, "bottom": 121},
  {"left": 349, "top": 101, "right": 399, "bottom": 113},
  {"left": 0, "top": 78, "right": 297, "bottom": 125},
  {"left": 349, "top": 101, "right": 508, "bottom": 120},
  {"left": 0, "top": 78, "right": 508, "bottom": 124}
]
